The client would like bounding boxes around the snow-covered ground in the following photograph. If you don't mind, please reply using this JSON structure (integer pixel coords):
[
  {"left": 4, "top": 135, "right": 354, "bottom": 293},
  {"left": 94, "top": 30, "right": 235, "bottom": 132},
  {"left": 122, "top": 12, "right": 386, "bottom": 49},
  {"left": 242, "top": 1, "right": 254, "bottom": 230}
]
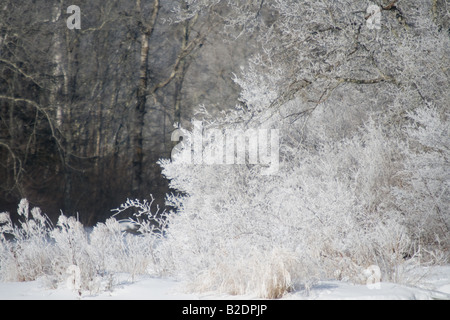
[{"left": 0, "top": 266, "right": 449, "bottom": 300}]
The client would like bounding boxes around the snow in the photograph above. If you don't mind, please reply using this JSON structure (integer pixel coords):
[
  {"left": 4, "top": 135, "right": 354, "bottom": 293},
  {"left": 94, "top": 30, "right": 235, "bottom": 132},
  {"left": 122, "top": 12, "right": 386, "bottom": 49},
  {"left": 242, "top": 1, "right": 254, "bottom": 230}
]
[
  {"left": 1, "top": 266, "right": 449, "bottom": 300},
  {"left": 0, "top": 276, "right": 193, "bottom": 300},
  {"left": 287, "top": 281, "right": 450, "bottom": 300}
]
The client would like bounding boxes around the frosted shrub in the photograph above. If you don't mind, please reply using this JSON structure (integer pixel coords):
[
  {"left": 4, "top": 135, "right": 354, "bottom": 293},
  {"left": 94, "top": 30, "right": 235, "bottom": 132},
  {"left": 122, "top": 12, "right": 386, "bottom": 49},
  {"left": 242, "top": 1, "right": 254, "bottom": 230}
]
[
  {"left": 392, "top": 107, "right": 449, "bottom": 259},
  {"left": 108, "top": 196, "right": 169, "bottom": 275},
  {"left": 0, "top": 199, "right": 54, "bottom": 282},
  {"left": 89, "top": 220, "right": 150, "bottom": 287},
  {"left": 158, "top": 113, "right": 423, "bottom": 297},
  {"left": 158, "top": 0, "right": 449, "bottom": 297},
  {"left": 160, "top": 104, "right": 450, "bottom": 298},
  {"left": 50, "top": 215, "right": 100, "bottom": 293},
  {"left": 185, "top": 247, "right": 304, "bottom": 299},
  {"left": 89, "top": 217, "right": 161, "bottom": 279},
  {"left": 0, "top": 198, "right": 164, "bottom": 294}
]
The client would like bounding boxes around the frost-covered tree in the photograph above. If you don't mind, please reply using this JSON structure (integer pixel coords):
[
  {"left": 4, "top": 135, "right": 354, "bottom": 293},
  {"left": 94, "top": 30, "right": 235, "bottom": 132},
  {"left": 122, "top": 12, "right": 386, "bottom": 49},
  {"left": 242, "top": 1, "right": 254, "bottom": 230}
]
[
  {"left": 393, "top": 107, "right": 449, "bottom": 256},
  {"left": 158, "top": 0, "right": 450, "bottom": 297}
]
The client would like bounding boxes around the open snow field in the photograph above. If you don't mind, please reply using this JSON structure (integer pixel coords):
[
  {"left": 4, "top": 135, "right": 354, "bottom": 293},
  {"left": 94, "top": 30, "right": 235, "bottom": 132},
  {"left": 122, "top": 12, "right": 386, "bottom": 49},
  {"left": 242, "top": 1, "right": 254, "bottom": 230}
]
[{"left": 1, "top": 266, "right": 449, "bottom": 300}]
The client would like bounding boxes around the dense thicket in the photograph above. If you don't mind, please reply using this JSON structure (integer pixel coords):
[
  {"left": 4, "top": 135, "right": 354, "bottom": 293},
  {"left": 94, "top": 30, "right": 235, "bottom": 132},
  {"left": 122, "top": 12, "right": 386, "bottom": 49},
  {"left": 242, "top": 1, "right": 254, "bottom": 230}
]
[{"left": 159, "top": 0, "right": 449, "bottom": 297}]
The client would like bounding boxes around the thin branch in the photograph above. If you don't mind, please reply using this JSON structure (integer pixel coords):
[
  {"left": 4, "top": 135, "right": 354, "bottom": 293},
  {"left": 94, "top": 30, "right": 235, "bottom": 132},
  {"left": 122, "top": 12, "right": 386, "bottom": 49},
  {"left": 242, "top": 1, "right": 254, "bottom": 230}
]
[
  {"left": 0, "top": 58, "right": 43, "bottom": 88},
  {"left": 0, "top": 95, "right": 65, "bottom": 158},
  {"left": 382, "top": 0, "right": 399, "bottom": 11},
  {"left": 334, "top": 75, "right": 398, "bottom": 85},
  {"left": 146, "top": 19, "right": 213, "bottom": 96}
]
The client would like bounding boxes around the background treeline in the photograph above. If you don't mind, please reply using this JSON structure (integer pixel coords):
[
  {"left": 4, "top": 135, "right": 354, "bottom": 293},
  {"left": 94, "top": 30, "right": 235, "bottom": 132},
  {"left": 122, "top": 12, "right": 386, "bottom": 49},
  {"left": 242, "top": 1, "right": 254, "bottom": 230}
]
[{"left": 0, "top": 0, "right": 254, "bottom": 224}]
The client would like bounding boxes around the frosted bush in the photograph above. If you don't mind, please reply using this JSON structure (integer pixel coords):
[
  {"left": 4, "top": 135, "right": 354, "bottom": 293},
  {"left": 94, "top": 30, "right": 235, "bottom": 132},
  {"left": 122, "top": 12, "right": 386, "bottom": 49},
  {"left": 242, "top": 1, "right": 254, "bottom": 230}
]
[
  {"left": 89, "top": 218, "right": 161, "bottom": 279},
  {"left": 0, "top": 199, "right": 54, "bottom": 282},
  {"left": 184, "top": 247, "right": 306, "bottom": 299},
  {"left": 158, "top": 110, "right": 446, "bottom": 297},
  {"left": 50, "top": 215, "right": 101, "bottom": 293},
  {"left": 0, "top": 198, "right": 164, "bottom": 295},
  {"left": 392, "top": 106, "right": 449, "bottom": 258},
  {"left": 156, "top": 0, "right": 449, "bottom": 298}
]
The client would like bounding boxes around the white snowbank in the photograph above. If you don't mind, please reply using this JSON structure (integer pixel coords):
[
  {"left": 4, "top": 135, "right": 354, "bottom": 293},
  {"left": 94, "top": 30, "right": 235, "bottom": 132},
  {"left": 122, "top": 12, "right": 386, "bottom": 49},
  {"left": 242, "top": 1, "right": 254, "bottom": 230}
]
[
  {"left": 286, "top": 281, "right": 450, "bottom": 300},
  {"left": 0, "top": 266, "right": 449, "bottom": 300}
]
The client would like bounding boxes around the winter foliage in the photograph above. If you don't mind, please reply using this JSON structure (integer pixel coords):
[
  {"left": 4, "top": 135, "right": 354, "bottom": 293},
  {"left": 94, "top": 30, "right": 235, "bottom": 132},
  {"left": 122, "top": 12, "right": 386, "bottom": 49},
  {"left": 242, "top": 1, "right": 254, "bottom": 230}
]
[
  {"left": 0, "top": 198, "right": 165, "bottom": 295},
  {"left": 159, "top": 108, "right": 448, "bottom": 297},
  {"left": 1, "top": 0, "right": 449, "bottom": 299},
  {"left": 156, "top": 0, "right": 450, "bottom": 298}
]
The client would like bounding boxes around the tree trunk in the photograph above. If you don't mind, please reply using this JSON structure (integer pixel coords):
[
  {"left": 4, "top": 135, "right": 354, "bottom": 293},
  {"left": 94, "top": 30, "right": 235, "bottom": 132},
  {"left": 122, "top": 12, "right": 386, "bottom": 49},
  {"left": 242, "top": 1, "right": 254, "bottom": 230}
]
[
  {"left": 51, "top": 4, "right": 64, "bottom": 128},
  {"left": 173, "top": 23, "right": 189, "bottom": 127},
  {"left": 132, "top": 28, "right": 149, "bottom": 194},
  {"left": 52, "top": 3, "right": 73, "bottom": 213},
  {"left": 132, "top": 0, "right": 159, "bottom": 195}
]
